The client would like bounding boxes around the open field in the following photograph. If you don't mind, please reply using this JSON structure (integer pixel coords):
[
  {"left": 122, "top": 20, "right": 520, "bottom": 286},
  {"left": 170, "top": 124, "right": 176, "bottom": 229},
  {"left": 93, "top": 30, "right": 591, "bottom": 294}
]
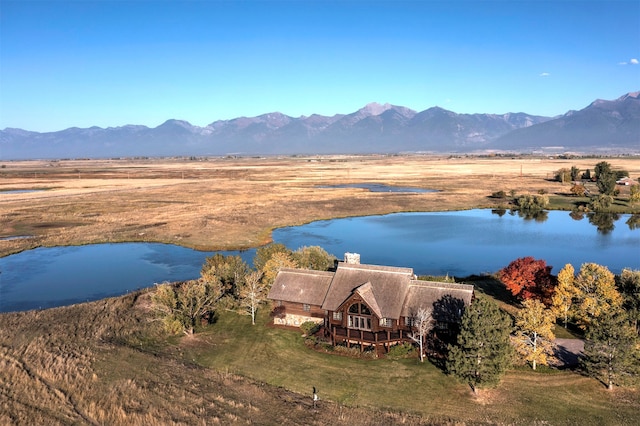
[
  {"left": 1, "top": 155, "right": 639, "bottom": 425},
  {"left": 2, "top": 155, "right": 639, "bottom": 258},
  {"left": 1, "top": 289, "right": 638, "bottom": 425}
]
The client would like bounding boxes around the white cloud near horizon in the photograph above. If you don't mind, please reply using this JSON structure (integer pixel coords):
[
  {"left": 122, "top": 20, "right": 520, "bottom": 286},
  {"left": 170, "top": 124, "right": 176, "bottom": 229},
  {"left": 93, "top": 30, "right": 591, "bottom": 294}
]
[
  {"left": 619, "top": 58, "right": 638, "bottom": 65},
  {"left": 631, "top": 58, "right": 639, "bottom": 64},
  {"left": 539, "top": 72, "right": 550, "bottom": 77}
]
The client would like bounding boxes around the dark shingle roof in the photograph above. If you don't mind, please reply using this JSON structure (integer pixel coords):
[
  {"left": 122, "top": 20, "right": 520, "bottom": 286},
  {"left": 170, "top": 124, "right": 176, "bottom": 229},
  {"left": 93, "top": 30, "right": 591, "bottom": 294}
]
[
  {"left": 401, "top": 281, "right": 474, "bottom": 317},
  {"left": 267, "top": 263, "right": 475, "bottom": 320},
  {"left": 267, "top": 268, "right": 334, "bottom": 305},
  {"left": 321, "top": 262, "right": 414, "bottom": 318}
]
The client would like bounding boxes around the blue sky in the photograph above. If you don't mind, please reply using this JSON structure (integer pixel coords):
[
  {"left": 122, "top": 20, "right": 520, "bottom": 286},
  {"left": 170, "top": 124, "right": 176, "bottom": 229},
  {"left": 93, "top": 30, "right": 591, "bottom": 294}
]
[{"left": 1, "top": 0, "right": 639, "bottom": 132}]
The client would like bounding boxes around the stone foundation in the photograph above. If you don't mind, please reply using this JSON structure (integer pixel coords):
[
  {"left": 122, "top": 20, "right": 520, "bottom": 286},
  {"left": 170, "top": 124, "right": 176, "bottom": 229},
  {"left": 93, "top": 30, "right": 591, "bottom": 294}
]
[{"left": 274, "top": 314, "right": 323, "bottom": 328}]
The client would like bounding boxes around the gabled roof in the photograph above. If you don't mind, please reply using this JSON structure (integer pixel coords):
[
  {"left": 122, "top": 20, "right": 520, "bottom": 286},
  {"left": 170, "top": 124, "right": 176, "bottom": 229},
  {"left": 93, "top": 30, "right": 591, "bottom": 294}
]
[
  {"left": 321, "top": 262, "right": 414, "bottom": 319},
  {"left": 267, "top": 262, "right": 475, "bottom": 322},
  {"left": 401, "top": 280, "right": 474, "bottom": 317},
  {"left": 267, "top": 267, "right": 334, "bottom": 305},
  {"left": 354, "top": 282, "right": 383, "bottom": 318}
]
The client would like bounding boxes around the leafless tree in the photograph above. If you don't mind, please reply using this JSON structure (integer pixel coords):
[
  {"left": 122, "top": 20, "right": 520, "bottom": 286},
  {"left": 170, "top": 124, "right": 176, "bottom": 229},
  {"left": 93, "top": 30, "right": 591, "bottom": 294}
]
[
  {"left": 408, "top": 307, "right": 434, "bottom": 362},
  {"left": 238, "top": 270, "right": 266, "bottom": 325}
]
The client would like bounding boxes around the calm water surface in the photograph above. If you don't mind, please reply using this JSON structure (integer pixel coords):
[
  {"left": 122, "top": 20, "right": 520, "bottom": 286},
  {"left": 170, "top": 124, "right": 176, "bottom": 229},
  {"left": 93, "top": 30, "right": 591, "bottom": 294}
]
[
  {"left": 1, "top": 209, "right": 638, "bottom": 313},
  {"left": 273, "top": 209, "right": 639, "bottom": 276},
  {"left": 0, "top": 243, "right": 254, "bottom": 313}
]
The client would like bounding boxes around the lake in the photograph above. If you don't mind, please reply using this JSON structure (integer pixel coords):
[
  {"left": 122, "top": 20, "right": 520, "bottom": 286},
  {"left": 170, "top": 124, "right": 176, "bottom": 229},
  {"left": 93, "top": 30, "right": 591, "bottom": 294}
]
[
  {"left": 1, "top": 209, "right": 638, "bottom": 313},
  {"left": 272, "top": 209, "right": 639, "bottom": 277},
  {"left": 0, "top": 243, "right": 255, "bottom": 313}
]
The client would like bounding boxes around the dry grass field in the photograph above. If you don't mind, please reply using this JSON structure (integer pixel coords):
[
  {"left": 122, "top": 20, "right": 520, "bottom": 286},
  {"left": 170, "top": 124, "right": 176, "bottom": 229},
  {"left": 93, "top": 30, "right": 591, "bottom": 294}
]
[
  {"left": 2, "top": 155, "right": 639, "bottom": 257},
  {"left": 1, "top": 155, "right": 639, "bottom": 425}
]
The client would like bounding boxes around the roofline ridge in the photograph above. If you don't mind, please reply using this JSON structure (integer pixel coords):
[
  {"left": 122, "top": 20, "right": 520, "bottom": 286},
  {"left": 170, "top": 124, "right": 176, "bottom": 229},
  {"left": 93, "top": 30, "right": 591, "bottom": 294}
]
[
  {"left": 280, "top": 267, "right": 335, "bottom": 276},
  {"left": 409, "top": 280, "right": 475, "bottom": 290},
  {"left": 337, "top": 262, "right": 414, "bottom": 274}
]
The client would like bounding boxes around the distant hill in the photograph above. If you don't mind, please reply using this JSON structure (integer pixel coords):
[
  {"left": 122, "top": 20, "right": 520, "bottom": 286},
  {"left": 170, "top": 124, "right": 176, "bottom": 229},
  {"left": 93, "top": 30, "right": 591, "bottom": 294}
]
[
  {"left": 489, "top": 92, "right": 640, "bottom": 153},
  {"left": 1, "top": 93, "right": 638, "bottom": 159}
]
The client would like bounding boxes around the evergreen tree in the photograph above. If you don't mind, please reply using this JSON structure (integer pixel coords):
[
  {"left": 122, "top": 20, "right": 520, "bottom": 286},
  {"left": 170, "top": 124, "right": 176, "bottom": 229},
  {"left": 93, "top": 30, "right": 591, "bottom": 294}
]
[
  {"left": 446, "top": 297, "right": 513, "bottom": 393},
  {"left": 617, "top": 268, "right": 640, "bottom": 335},
  {"left": 581, "top": 309, "right": 639, "bottom": 390},
  {"left": 570, "top": 166, "right": 581, "bottom": 181},
  {"left": 594, "top": 161, "right": 616, "bottom": 196}
]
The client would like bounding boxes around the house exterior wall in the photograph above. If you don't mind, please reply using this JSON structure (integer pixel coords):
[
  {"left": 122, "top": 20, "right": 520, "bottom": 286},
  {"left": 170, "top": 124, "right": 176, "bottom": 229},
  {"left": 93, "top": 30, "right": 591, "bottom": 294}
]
[{"left": 272, "top": 300, "right": 324, "bottom": 327}]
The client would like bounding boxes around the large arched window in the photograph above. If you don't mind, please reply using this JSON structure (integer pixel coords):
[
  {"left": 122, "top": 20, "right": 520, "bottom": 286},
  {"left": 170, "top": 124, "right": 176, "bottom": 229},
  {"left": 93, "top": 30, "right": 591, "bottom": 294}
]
[{"left": 347, "top": 303, "right": 372, "bottom": 330}]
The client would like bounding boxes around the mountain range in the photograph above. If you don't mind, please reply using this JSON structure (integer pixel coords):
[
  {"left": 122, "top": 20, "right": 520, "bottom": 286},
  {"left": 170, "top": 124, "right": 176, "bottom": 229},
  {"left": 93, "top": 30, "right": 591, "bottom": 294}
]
[{"left": 1, "top": 92, "right": 638, "bottom": 159}]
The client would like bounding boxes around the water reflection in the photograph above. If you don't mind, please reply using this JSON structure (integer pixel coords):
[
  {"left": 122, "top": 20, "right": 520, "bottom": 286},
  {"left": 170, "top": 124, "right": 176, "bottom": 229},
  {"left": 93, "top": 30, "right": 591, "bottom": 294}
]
[
  {"left": 2, "top": 209, "right": 638, "bottom": 313},
  {"left": 588, "top": 212, "right": 620, "bottom": 235},
  {"left": 627, "top": 214, "right": 640, "bottom": 230},
  {"left": 274, "top": 210, "right": 639, "bottom": 278},
  {"left": 516, "top": 209, "right": 549, "bottom": 222},
  {"left": 492, "top": 209, "right": 640, "bottom": 233}
]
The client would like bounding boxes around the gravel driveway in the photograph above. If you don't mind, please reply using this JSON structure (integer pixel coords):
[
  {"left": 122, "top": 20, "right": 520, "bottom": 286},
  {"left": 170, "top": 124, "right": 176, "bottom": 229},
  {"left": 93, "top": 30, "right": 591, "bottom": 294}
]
[{"left": 553, "top": 338, "right": 584, "bottom": 368}]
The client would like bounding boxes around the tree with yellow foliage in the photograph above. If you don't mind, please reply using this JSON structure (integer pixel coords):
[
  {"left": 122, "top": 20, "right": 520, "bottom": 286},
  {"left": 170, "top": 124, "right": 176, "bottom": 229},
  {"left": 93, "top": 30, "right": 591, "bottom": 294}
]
[
  {"left": 551, "top": 264, "right": 578, "bottom": 328},
  {"left": 574, "top": 263, "right": 623, "bottom": 329},
  {"left": 513, "top": 299, "right": 556, "bottom": 370},
  {"left": 262, "top": 251, "right": 299, "bottom": 288}
]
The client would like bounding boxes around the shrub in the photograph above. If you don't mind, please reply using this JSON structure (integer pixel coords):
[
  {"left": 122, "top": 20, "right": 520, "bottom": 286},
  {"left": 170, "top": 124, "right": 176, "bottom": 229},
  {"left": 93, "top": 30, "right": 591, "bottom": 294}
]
[
  {"left": 554, "top": 168, "right": 571, "bottom": 183},
  {"left": 386, "top": 342, "right": 415, "bottom": 359},
  {"left": 570, "top": 183, "right": 587, "bottom": 197},
  {"left": 615, "top": 170, "right": 629, "bottom": 180},
  {"left": 589, "top": 194, "right": 613, "bottom": 212},
  {"left": 333, "top": 344, "right": 376, "bottom": 358},
  {"left": 515, "top": 194, "right": 549, "bottom": 211},
  {"left": 491, "top": 190, "right": 507, "bottom": 199},
  {"left": 300, "top": 321, "right": 321, "bottom": 336}
]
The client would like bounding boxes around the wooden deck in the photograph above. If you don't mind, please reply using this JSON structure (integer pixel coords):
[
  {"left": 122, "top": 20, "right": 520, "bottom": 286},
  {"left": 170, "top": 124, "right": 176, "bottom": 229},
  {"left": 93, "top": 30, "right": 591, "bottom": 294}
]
[{"left": 327, "top": 325, "right": 411, "bottom": 355}]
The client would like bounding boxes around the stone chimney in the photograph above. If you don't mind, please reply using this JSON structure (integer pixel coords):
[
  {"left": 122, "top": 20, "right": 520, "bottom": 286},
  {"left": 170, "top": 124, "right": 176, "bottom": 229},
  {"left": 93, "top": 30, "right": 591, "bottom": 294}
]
[{"left": 344, "top": 252, "right": 361, "bottom": 264}]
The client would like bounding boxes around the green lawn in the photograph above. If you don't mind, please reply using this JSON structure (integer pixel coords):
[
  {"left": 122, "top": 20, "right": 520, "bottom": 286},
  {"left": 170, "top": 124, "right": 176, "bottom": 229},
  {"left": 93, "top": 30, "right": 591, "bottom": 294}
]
[{"left": 176, "top": 309, "right": 639, "bottom": 425}]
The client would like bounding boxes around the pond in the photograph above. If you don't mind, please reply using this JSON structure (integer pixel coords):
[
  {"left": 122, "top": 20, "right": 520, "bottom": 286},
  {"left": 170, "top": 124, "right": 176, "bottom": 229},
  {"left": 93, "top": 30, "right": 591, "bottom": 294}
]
[
  {"left": 0, "top": 209, "right": 638, "bottom": 313},
  {"left": 317, "top": 183, "right": 436, "bottom": 193},
  {"left": 272, "top": 209, "right": 639, "bottom": 277},
  {"left": 0, "top": 243, "right": 255, "bottom": 313},
  {"left": 0, "top": 189, "right": 48, "bottom": 194}
]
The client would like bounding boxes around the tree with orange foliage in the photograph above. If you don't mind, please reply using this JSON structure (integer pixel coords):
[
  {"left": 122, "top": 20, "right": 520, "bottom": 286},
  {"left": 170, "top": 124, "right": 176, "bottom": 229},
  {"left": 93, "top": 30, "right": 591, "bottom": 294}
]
[{"left": 498, "top": 257, "right": 556, "bottom": 305}]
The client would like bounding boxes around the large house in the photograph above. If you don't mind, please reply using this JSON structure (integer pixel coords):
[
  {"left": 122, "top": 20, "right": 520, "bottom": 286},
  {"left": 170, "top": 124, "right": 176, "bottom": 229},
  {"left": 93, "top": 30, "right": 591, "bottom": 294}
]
[{"left": 267, "top": 253, "right": 474, "bottom": 354}]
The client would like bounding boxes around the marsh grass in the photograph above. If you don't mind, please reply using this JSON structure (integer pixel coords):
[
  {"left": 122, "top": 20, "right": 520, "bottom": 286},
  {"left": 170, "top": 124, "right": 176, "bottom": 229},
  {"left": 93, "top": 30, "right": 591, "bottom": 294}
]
[
  {"left": 1, "top": 156, "right": 640, "bottom": 424},
  {"left": 2, "top": 156, "right": 639, "bottom": 257}
]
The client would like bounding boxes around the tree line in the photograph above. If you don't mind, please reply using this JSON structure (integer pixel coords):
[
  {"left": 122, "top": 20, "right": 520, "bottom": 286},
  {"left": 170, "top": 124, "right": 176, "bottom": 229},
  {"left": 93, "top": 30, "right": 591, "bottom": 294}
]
[
  {"left": 445, "top": 258, "right": 639, "bottom": 393},
  {"left": 150, "top": 244, "right": 335, "bottom": 333},
  {"left": 150, "top": 242, "right": 638, "bottom": 394},
  {"left": 555, "top": 161, "right": 640, "bottom": 210}
]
